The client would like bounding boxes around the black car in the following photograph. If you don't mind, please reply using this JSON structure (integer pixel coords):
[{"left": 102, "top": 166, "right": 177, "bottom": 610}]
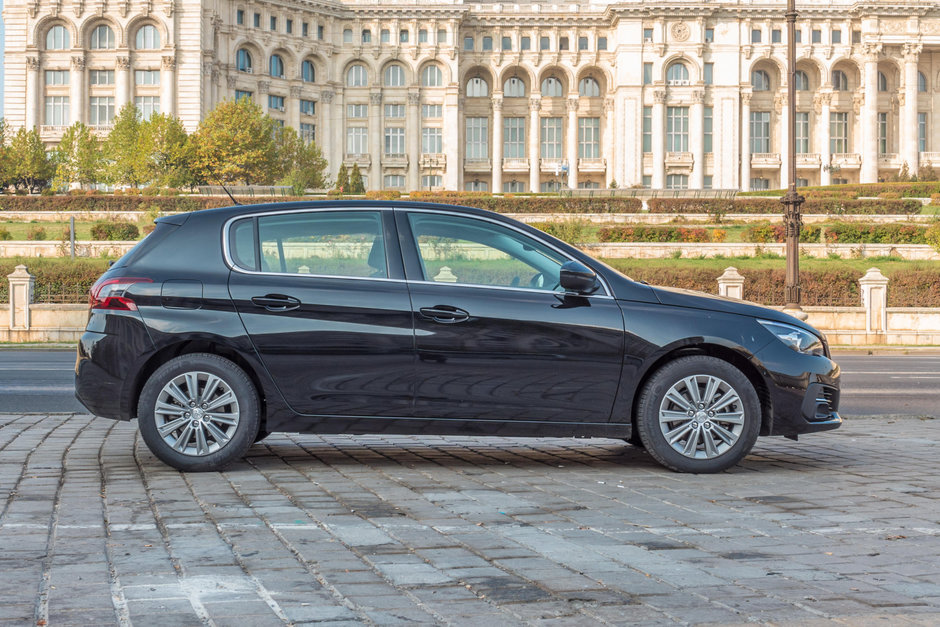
[{"left": 75, "top": 201, "right": 841, "bottom": 473}]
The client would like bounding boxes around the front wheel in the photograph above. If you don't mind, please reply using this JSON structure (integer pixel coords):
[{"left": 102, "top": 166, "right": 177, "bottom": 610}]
[
  {"left": 636, "top": 356, "right": 761, "bottom": 473},
  {"left": 137, "top": 353, "right": 260, "bottom": 472}
]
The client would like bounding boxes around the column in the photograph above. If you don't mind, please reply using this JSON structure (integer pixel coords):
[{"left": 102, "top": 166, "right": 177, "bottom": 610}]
[
  {"left": 115, "top": 56, "right": 131, "bottom": 113},
  {"left": 528, "top": 97, "right": 541, "bottom": 192},
  {"left": 861, "top": 48, "right": 879, "bottom": 183},
  {"left": 903, "top": 43, "right": 922, "bottom": 172},
  {"left": 25, "top": 57, "right": 40, "bottom": 129},
  {"left": 406, "top": 90, "right": 420, "bottom": 191},
  {"left": 332, "top": 89, "right": 345, "bottom": 183},
  {"left": 7, "top": 265, "right": 35, "bottom": 331},
  {"left": 566, "top": 97, "right": 579, "bottom": 189},
  {"left": 858, "top": 267, "right": 889, "bottom": 335},
  {"left": 443, "top": 85, "right": 460, "bottom": 190},
  {"left": 652, "top": 90, "right": 666, "bottom": 188},
  {"left": 740, "top": 91, "right": 751, "bottom": 191},
  {"left": 257, "top": 81, "right": 270, "bottom": 115},
  {"left": 491, "top": 94, "right": 503, "bottom": 192},
  {"left": 818, "top": 92, "right": 832, "bottom": 185},
  {"left": 690, "top": 90, "right": 705, "bottom": 189},
  {"left": 778, "top": 92, "right": 789, "bottom": 189},
  {"left": 70, "top": 55, "right": 85, "bottom": 125},
  {"left": 289, "top": 85, "right": 302, "bottom": 130},
  {"left": 369, "top": 90, "right": 382, "bottom": 189},
  {"left": 604, "top": 97, "right": 615, "bottom": 187},
  {"left": 161, "top": 55, "right": 176, "bottom": 117}
]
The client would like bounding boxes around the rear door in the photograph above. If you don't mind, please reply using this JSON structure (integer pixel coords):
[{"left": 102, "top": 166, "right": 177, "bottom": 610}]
[{"left": 227, "top": 208, "right": 414, "bottom": 417}]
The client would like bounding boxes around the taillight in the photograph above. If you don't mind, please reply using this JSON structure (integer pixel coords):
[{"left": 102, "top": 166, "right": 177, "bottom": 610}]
[{"left": 89, "top": 277, "right": 153, "bottom": 311}]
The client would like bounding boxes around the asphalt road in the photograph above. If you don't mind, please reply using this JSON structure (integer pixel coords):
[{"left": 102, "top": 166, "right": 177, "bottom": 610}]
[{"left": 0, "top": 349, "right": 938, "bottom": 417}]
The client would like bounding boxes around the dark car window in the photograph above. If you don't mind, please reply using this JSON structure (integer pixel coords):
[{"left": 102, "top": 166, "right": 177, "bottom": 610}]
[
  {"left": 230, "top": 218, "right": 258, "bottom": 271},
  {"left": 407, "top": 213, "right": 567, "bottom": 290},
  {"left": 233, "top": 210, "right": 387, "bottom": 278}
]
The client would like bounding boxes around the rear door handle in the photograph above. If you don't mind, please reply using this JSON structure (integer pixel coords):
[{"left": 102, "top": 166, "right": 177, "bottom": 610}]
[
  {"left": 419, "top": 306, "right": 470, "bottom": 324},
  {"left": 251, "top": 294, "right": 301, "bottom": 312}
]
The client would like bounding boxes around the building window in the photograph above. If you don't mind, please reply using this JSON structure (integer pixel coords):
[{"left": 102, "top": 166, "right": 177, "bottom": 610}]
[
  {"left": 666, "top": 174, "right": 689, "bottom": 189},
  {"left": 135, "top": 70, "right": 160, "bottom": 85},
  {"left": 750, "top": 111, "right": 771, "bottom": 153},
  {"left": 302, "top": 60, "right": 316, "bottom": 83},
  {"left": 347, "top": 104, "right": 367, "bottom": 119},
  {"left": 502, "top": 36, "right": 512, "bottom": 51},
  {"left": 579, "top": 77, "right": 600, "bottom": 97},
  {"left": 300, "top": 100, "right": 316, "bottom": 116},
  {"left": 704, "top": 106, "right": 713, "bottom": 154},
  {"left": 795, "top": 30, "right": 802, "bottom": 43},
  {"left": 877, "top": 71, "right": 888, "bottom": 92},
  {"left": 830, "top": 112, "right": 849, "bottom": 153},
  {"left": 400, "top": 29, "right": 409, "bottom": 43},
  {"left": 467, "top": 77, "right": 489, "bottom": 98},
  {"left": 666, "top": 107, "right": 689, "bottom": 152},
  {"left": 705, "top": 28, "right": 714, "bottom": 43},
  {"left": 919, "top": 113, "right": 927, "bottom": 152},
  {"left": 482, "top": 36, "right": 493, "bottom": 51},
  {"left": 751, "top": 29, "right": 761, "bottom": 43},
  {"left": 578, "top": 181, "right": 600, "bottom": 190},
  {"left": 578, "top": 117, "right": 600, "bottom": 159},
  {"left": 772, "top": 29, "right": 781, "bottom": 44},
  {"left": 919, "top": 72, "right": 928, "bottom": 93},
  {"left": 503, "top": 118, "right": 526, "bottom": 158},
  {"left": 795, "top": 70, "right": 809, "bottom": 90},
  {"left": 704, "top": 63, "right": 714, "bottom": 85},
  {"left": 667, "top": 63, "right": 689, "bottom": 86},
  {"left": 642, "top": 106, "right": 652, "bottom": 153},
  {"left": 521, "top": 37, "right": 531, "bottom": 51},
  {"left": 797, "top": 177, "right": 809, "bottom": 187},
  {"left": 559, "top": 37, "right": 569, "bottom": 51},
  {"left": 384, "top": 104, "right": 404, "bottom": 118},
  {"left": 385, "top": 127, "right": 405, "bottom": 155},
  {"left": 540, "top": 36, "right": 550, "bottom": 51},
  {"left": 598, "top": 37, "right": 607, "bottom": 50},
  {"left": 466, "top": 117, "right": 489, "bottom": 160},
  {"left": 89, "top": 96, "right": 115, "bottom": 126},
  {"left": 384, "top": 64, "right": 405, "bottom": 87},
  {"left": 286, "top": 19, "right": 293, "bottom": 34},
  {"left": 503, "top": 180, "right": 525, "bottom": 192},
  {"left": 235, "top": 90, "right": 252, "bottom": 102},
  {"left": 504, "top": 77, "right": 526, "bottom": 98},
  {"left": 643, "top": 63, "right": 653, "bottom": 85},
  {"left": 135, "top": 96, "right": 160, "bottom": 120},
  {"left": 300, "top": 123, "right": 316, "bottom": 144},
  {"left": 346, "top": 127, "right": 368, "bottom": 154},
  {"left": 237, "top": 49, "right": 252, "bottom": 73},
  {"left": 413, "top": 29, "right": 425, "bottom": 43},
  {"left": 253, "top": 13, "right": 261, "bottom": 28},
  {"left": 269, "top": 55, "right": 285, "bottom": 78},
  {"left": 45, "top": 70, "right": 70, "bottom": 85},
  {"left": 541, "top": 77, "right": 563, "bottom": 97},
  {"left": 464, "top": 37, "right": 474, "bottom": 51},
  {"left": 812, "top": 29, "right": 821, "bottom": 43},
  {"left": 421, "top": 65, "right": 443, "bottom": 87},
  {"left": 381, "top": 29, "right": 391, "bottom": 43},
  {"left": 832, "top": 178, "right": 848, "bottom": 185},
  {"left": 421, "top": 175, "right": 442, "bottom": 189},
  {"left": 465, "top": 181, "right": 489, "bottom": 192},
  {"left": 831, "top": 30, "right": 842, "bottom": 44},
  {"left": 540, "top": 117, "right": 563, "bottom": 158},
  {"left": 268, "top": 95, "right": 285, "bottom": 112},
  {"left": 90, "top": 25, "right": 116, "bottom": 50},
  {"left": 347, "top": 64, "right": 368, "bottom": 87},
  {"left": 642, "top": 175, "right": 652, "bottom": 188},
  {"left": 270, "top": 16, "right": 277, "bottom": 31},
  {"left": 318, "top": 25, "right": 324, "bottom": 39},
  {"left": 750, "top": 178, "right": 770, "bottom": 190},
  {"left": 832, "top": 70, "right": 848, "bottom": 91},
  {"left": 422, "top": 104, "right": 442, "bottom": 119},
  {"left": 578, "top": 37, "right": 589, "bottom": 51},
  {"left": 852, "top": 30, "right": 861, "bottom": 44},
  {"left": 46, "top": 25, "right": 70, "bottom": 49},
  {"left": 302, "top": 23, "right": 309, "bottom": 37},
  {"left": 751, "top": 70, "right": 771, "bottom": 91},
  {"left": 878, "top": 112, "right": 888, "bottom": 155},
  {"left": 136, "top": 24, "right": 161, "bottom": 49},
  {"left": 44, "top": 96, "right": 69, "bottom": 125},
  {"left": 236, "top": 10, "right": 244, "bottom": 26},
  {"left": 343, "top": 29, "right": 352, "bottom": 43},
  {"left": 422, "top": 127, "right": 442, "bottom": 153},
  {"left": 438, "top": 29, "right": 447, "bottom": 44},
  {"left": 385, "top": 175, "right": 405, "bottom": 189},
  {"left": 89, "top": 70, "right": 114, "bottom": 85},
  {"left": 541, "top": 181, "right": 562, "bottom": 193},
  {"left": 362, "top": 29, "right": 371, "bottom": 43},
  {"left": 643, "top": 28, "right": 653, "bottom": 42},
  {"left": 704, "top": 175, "right": 713, "bottom": 189},
  {"left": 796, "top": 112, "right": 810, "bottom": 153}
]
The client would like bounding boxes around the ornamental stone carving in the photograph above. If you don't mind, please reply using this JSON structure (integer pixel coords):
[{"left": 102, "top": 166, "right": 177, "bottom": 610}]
[
  {"left": 258, "top": 81, "right": 270, "bottom": 94},
  {"left": 529, "top": 97, "right": 541, "bottom": 111},
  {"left": 370, "top": 91, "right": 383, "bottom": 105},
  {"left": 653, "top": 90, "right": 667, "bottom": 104},
  {"left": 741, "top": 92, "right": 752, "bottom": 106},
  {"left": 321, "top": 90, "right": 334, "bottom": 104},
  {"left": 26, "top": 56, "right": 40, "bottom": 71},
  {"left": 493, "top": 97, "right": 503, "bottom": 111},
  {"left": 407, "top": 91, "right": 421, "bottom": 105},
  {"left": 290, "top": 86, "right": 303, "bottom": 98},
  {"left": 566, "top": 98, "right": 579, "bottom": 112},
  {"left": 903, "top": 42, "right": 923, "bottom": 61},
  {"left": 226, "top": 75, "right": 236, "bottom": 89},
  {"left": 116, "top": 56, "right": 131, "bottom": 70},
  {"left": 161, "top": 55, "right": 176, "bottom": 71},
  {"left": 71, "top": 55, "right": 86, "bottom": 70},
  {"left": 671, "top": 22, "right": 691, "bottom": 42},
  {"left": 692, "top": 90, "right": 705, "bottom": 104}
]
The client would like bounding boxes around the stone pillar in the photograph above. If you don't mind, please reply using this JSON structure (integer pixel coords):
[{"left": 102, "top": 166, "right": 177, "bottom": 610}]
[
  {"left": 115, "top": 56, "right": 131, "bottom": 113},
  {"left": 25, "top": 57, "right": 40, "bottom": 129},
  {"left": 604, "top": 97, "right": 615, "bottom": 187},
  {"left": 443, "top": 85, "right": 460, "bottom": 191},
  {"left": 778, "top": 92, "right": 789, "bottom": 190},
  {"left": 7, "top": 265, "right": 35, "bottom": 331},
  {"left": 320, "top": 90, "right": 336, "bottom": 182},
  {"left": 740, "top": 91, "right": 751, "bottom": 191},
  {"left": 717, "top": 267, "right": 745, "bottom": 300},
  {"left": 332, "top": 89, "right": 345, "bottom": 183},
  {"left": 161, "top": 55, "right": 176, "bottom": 117},
  {"left": 70, "top": 55, "right": 86, "bottom": 125},
  {"left": 528, "top": 97, "right": 541, "bottom": 192},
  {"left": 859, "top": 267, "right": 889, "bottom": 334},
  {"left": 902, "top": 43, "right": 922, "bottom": 172},
  {"left": 861, "top": 46, "right": 880, "bottom": 183},
  {"left": 406, "top": 90, "right": 421, "bottom": 192},
  {"left": 818, "top": 92, "right": 832, "bottom": 186},
  {"left": 690, "top": 90, "right": 705, "bottom": 189},
  {"left": 257, "top": 81, "right": 270, "bottom": 115},
  {"left": 289, "top": 85, "right": 302, "bottom": 131},
  {"left": 652, "top": 90, "right": 666, "bottom": 189},
  {"left": 369, "top": 90, "right": 383, "bottom": 189},
  {"left": 491, "top": 94, "right": 503, "bottom": 193},
  {"left": 566, "top": 97, "right": 579, "bottom": 189}
]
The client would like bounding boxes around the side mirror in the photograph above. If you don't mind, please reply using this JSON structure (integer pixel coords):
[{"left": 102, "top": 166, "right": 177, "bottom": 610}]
[{"left": 559, "top": 260, "right": 598, "bottom": 295}]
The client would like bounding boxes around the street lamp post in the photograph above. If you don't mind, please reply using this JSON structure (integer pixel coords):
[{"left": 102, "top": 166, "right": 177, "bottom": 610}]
[{"left": 781, "top": 0, "right": 807, "bottom": 318}]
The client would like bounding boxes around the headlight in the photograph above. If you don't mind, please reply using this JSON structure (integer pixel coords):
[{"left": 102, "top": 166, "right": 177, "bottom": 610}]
[{"left": 758, "top": 320, "right": 825, "bottom": 356}]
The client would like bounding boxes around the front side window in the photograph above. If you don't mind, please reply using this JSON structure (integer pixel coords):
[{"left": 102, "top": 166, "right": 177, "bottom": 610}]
[
  {"left": 90, "top": 25, "right": 115, "bottom": 50},
  {"left": 46, "top": 25, "right": 70, "bottom": 50},
  {"left": 136, "top": 24, "right": 160, "bottom": 49},
  {"left": 750, "top": 111, "right": 771, "bottom": 153},
  {"left": 666, "top": 106, "right": 689, "bottom": 152}
]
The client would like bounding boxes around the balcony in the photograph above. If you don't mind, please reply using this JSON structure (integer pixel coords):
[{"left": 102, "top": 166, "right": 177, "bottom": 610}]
[
  {"left": 464, "top": 157, "right": 491, "bottom": 172},
  {"left": 419, "top": 153, "right": 446, "bottom": 169},
  {"left": 343, "top": 154, "right": 371, "bottom": 167},
  {"left": 502, "top": 158, "right": 530, "bottom": 172},
  {"left": 665, "top": 152, "right": 693, "bottom": 169},
  {"left": 90, "top": 125, "right": 113, "bottom": 135},
  {"left": 878, "top": 153, "right": 902, "bottom": 169},
  {"left": 578, "top": 157, "right": 607, "bottom": 172},
  {"left": 751, "top": 153, "right": 781, "bottom": 169},
  {"left": 796, "top": 153, "right": 821, "bottom": 169},
  {"left": 382, "top": 154, "right": 408, "bottom": 168},
  {"left": 831, "top": 153, "right": 862, "bottom": 169},
  {"left": 39, "top": 125, "right": 69, "bottom": 138},
  {"left": 540, "top": 158, "right": 566, "bottom": 174},
  {"left": 920, "top": 152, "right": 940, "bottom": 167}
]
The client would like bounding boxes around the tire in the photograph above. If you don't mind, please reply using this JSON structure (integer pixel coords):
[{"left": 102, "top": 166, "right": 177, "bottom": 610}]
[
  {"left": 636, "top": 356, "right": 761, "bottom": 473},
  {"left": 137, "top": 353, "right": 261, "bottom": 472},
  {"left": 253, "top": 430, "right": 270, "bottom": 443}
]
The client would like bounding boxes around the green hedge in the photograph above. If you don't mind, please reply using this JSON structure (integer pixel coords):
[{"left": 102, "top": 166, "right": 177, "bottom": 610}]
[
  {"left": 824, "top": 222, "right": 929, "bottom": 245},
  {"left": 742, "top": 223, "right": 823, "bottom": 243},
  {"left": 90, "top": 221, "right": 140, "bottom": 240},
  {"left": 647, "top": 197, "right": 922, "bottom": 215},
  {"left": 741, "top": 182, "right": 940, "bottom": 199},
  {"left": 598, "top": 225, "right": 725, "bottom": 243},
  {"left": 407, "top": 193, "right": 643, "bottom": 213},
  {"left": 0, "top": 257, "right": 111, "bottom": 303}
]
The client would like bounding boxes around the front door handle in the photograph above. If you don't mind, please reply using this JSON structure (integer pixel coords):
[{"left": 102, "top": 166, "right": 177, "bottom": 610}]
[
  {"left": 251, "top": 294, "right": 301, "bottom": 312},
  {"left": 419, "top": 306, "right": 470, "bottom": 324}
]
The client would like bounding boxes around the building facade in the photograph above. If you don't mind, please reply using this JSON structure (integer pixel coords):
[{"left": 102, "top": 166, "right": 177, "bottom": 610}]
[{"left": 3, "top": 0, "right": 940, "bottom": 191}]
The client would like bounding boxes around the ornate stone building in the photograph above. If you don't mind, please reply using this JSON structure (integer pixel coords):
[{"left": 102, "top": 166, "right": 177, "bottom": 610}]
[{"left": 3, "top": 0, "right": 940, "bottom": 191}]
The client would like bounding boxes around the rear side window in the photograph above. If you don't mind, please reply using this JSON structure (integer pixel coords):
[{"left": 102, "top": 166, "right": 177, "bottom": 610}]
[{"left": 230, "top": 210, "right": 387, "bottom": 278}]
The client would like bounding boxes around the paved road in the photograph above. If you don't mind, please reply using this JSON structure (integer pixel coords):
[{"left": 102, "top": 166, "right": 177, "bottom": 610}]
[
  {"left": 1, "top": 350, "right": 938, "bottom": 417},
  {"left": 0, "top": 414, "right": 938, "bottom": 625}
]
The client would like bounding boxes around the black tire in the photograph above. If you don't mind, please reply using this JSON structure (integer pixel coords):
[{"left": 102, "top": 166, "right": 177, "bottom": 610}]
[
  {"left": 636, "top": 356, "right": 761, "bottom": 473},
  {"left": 137, "top": 353, "right": 261, "bottom": 472},
  {"left": 253, "top": 430, "right": 270, "bottom": 443}
]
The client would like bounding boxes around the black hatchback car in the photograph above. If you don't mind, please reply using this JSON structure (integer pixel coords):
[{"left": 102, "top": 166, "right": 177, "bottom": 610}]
[{"left": 76, "top": 201, "right": 841, "bottom": 473}]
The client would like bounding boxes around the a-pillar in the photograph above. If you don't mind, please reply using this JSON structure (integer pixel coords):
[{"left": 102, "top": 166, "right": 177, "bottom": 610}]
[
  {"left": 289, "top": 85, "right": 302, "bottom": 131},
  {"left": 406, "top": 90, "right": 420, "bottom": 191},
  {"left": 652, "top": 90, "right": 666, "bottom": 188},
  {"left": 25, "top": 57, "right": 40, "bottom": 129},
  {"left": 859, "top": 267, "right": 889, "bottom": 335},
  {"left": 491, "top": 94, "right": 503, "bottom": 192},
  {"left": 778, "top": 92, "right": 789, "bottom": 189},
  {"left": 70, "top": 55, "right": 85, "bottom": 125},
  {"left": 7, "top": 265, "right": 35, "bottom": 331},
  {"left": 740, "top": 91, "right": 752, "bottom": 191},
  {"left": 690, "top": 90, "right": 705, "bottom": 189},
  {"left": 528, "top": 97, "right": 541, "bottom": 192},
  {"left": 818, "top": 92, "right": 832, "bottom": 185},
  {"left": 860, "top": 46, "right": 880, "bottom": 183},
  {"left": 115, "top": 56, "right": 131, "bottom": 113},
  {"left": 566, "top": 97, "right": 579, "bottom": 189},
  {"left": 902, "top": 43, "right": 922, "bottom": 172},
  {"left": 161, "top": 55, "right": 176, "bottom": 116},
  {"left": 369, "top": 90, "right": 382, "bottom": 189},
  {"left": 443, "top": 85, "right": 460, "bottom": 190},
  {"left": 604, "top": 98, "right": 615, "bottom": 187}
]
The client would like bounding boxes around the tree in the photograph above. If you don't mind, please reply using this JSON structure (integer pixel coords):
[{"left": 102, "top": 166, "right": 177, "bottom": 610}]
[
  {"left": 349, "top": 163, "right": 365, "bottom": 194},
  {"left": 102, "top": 103, "right": 143, "bottom": 188},
  {"left": 8, "top": 126, "right": 55, "bottom": 192},
  {"left": 335, "top": 163, "right": 350, "bottom": 193},
  {"left": 274, "top": 127, "right": 328, "bottom": 194},
  {"left": 136, "top": 113, "right": 195, "bottom": 189},
  {"left": 53, "top": 122, "right": 101, "bottom": 190},
  {"left": 190, "top": 99, "right": 279, "bottom": 185},
  {"left": 0, "top": 119, "right": 11, "bottom": 190}
]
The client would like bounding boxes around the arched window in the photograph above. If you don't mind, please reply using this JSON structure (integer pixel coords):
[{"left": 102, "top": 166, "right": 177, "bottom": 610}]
[
  {"left": 347, "top": 64, "right": 368, "bottom": 87},
  {"left": 90, "top": 25, "right": 115, "bottom": 50},
  {"left": 384, "top": 64, "right": 405, "bottom": 87},
  {"left": 421, "top": 65, "right": 443, "bottom": 87},
  {"left": 269, "top": 54, "right": 285, "bottom": 78},
  {"left": 878, "top": 71, "right": 888, "bottom": 92},
  {"left": 135, "top": 24, "right": 160, "bottom": 50},
  {"left": 302, "top": 60, "right": 316, "bottom": 83},
  {"left": 236, "top": 49, "right": 252, "bottom": 73},
  {"left": 466, "top": 77, "right": 488, "bottom": 97},
  {"left": 832, "top": 70, "right": 848, "bottom": 91},
  {"left": 919, "top": 71, "right": 928, "bottom": 93},
  {"left": 46, "top": 25, "right": 70, "bottom": 50},
  {"left": 794, "top": 70, "right": 809, "bottom": 91},
  {"left": 667, "top": 63, "right": 690, "bottom": 85},
  {"left": 578, "top": 77, "right": 600, "bottom": 97},
  {"left": 541, "top": 77, "right": 563, "bottom": 97},
  {"left": 751, "top": 69, "right": 771, "bottom": 91},
  {"left": 504, "top": 77, "right": 526, "bottom": 98}
]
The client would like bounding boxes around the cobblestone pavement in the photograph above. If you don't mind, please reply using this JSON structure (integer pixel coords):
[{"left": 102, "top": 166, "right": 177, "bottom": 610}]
[{"left": 1, "top": 414, "right": 939, "bottom": 626}]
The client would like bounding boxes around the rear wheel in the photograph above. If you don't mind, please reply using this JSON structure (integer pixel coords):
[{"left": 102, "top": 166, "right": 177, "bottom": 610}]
[
  {"left": 138, "top": 353, "right": 260, "bottom": 472},
  {"left": 636, "top": 356, "right": 760, "bottom": 473}
]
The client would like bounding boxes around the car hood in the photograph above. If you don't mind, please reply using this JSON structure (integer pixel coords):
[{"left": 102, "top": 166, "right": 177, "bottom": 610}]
[{"left": 646, "top": 284, "right": 817, "bottom": 331}]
